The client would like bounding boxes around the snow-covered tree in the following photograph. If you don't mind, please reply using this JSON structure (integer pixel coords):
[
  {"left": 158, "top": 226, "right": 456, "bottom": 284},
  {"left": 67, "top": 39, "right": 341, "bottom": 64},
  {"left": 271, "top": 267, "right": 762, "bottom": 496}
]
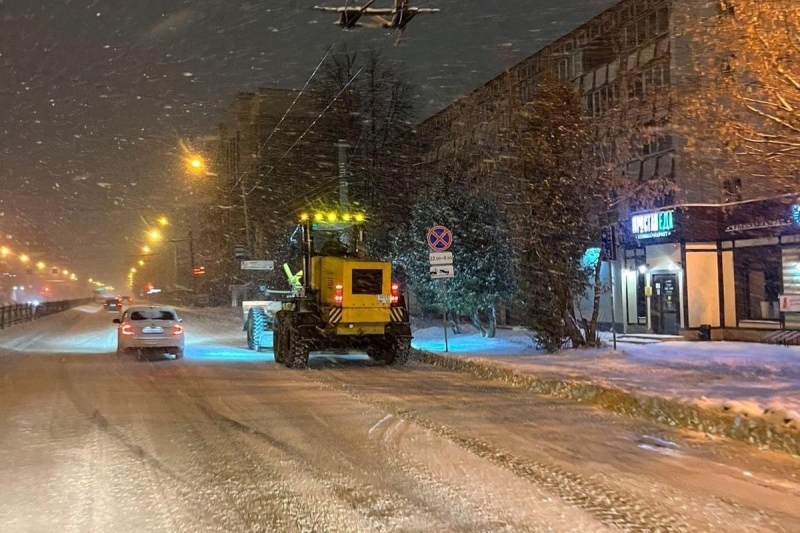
[
  {"left": 474, "top": 79, "right": 603, "bottom": 351},
  {"left": 675, "top": 0, "right": 799, "bottom": 192},
  {"left": 394, "top": 174, "right": 515, "bottom": 338}
]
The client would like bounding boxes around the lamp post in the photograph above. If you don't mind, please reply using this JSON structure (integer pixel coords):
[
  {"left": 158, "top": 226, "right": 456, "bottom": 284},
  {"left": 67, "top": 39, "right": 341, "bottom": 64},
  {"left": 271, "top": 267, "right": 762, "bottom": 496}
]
[{"left": 147, "top": 219, "right": 196, "bottom": 290}]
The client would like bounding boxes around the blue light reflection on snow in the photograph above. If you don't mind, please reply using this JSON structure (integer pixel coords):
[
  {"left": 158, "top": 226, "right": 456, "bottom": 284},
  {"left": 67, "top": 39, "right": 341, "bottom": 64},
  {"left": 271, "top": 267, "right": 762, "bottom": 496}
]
[
  {"left": 186, "top": 345, "right": 274, "bottom": 363},
  {"left": 412, "top": 327, "right": 535, "bottom": 355}
]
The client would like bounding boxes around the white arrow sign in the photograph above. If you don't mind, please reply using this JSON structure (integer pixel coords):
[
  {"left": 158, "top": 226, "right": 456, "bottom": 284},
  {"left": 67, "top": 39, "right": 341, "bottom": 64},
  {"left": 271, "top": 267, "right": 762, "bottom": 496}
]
[
  {"left": 429, "top": 252, "right": 453, "bottom": 266},
  {"left": 241, "top": 260, "right": 275, "bottom": 271},
  {"left": 430, "top": 265, "right": 454, "bottom": 279}
]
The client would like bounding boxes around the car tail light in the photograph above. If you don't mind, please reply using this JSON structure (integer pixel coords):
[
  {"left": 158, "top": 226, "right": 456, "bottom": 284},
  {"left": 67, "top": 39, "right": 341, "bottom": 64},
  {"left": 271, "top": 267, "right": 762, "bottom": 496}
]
[
  {"left": 334, "top": 284, "right": 343, "bottom": 307},
  {"left": 120, "top": 324, "right": 135, "bottom": 336},
  {"left": 390, "top": 282, "right": 400, "bottom": 306},
  {"left": 172, "top": 325, "right": 184, "bottom": 336}
]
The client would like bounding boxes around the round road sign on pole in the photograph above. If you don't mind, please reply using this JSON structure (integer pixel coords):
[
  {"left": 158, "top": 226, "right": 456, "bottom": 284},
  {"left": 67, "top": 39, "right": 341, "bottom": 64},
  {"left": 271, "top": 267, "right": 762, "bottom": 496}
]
[{"left": 427, "top": 226, "right": 453, "bottom": 252}]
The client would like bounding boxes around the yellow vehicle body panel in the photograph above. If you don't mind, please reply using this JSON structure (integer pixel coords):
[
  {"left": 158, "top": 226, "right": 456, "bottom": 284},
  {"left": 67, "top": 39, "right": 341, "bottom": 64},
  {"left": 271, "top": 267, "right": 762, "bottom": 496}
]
[
  {"left": 311, "top": 256, "right": 394, "bottom": 332},
  {"left": 334, "top": 323, "right": 386, "bottom": 336}
]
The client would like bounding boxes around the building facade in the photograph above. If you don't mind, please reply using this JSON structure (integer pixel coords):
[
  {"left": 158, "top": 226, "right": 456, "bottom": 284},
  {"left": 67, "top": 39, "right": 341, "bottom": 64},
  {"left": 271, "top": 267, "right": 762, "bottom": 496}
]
[
  {"left": 414, "top": 0, "right": 799, "bottom": 340},
  {"left": 198, "top": 88, "right": 340, "bottom": 304}
]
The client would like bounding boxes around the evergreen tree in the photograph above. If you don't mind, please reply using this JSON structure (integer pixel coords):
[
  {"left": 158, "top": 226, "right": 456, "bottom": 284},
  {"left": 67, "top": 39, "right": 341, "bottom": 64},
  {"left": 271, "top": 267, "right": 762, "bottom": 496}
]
[{"left": 394, "top": 178, "right": 515, "bottom": 338}]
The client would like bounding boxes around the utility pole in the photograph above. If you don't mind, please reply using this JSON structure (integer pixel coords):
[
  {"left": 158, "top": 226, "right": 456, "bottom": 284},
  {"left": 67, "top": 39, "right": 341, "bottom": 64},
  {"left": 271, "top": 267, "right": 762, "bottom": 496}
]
[
  {"left": 188, "top": 230, "right": 196, "bottom": 291},
  {"left": 237, "top": 131, "right": 253, "bottom": 258},
  {"left": 336, "top": 140, "right": 350, "bottom": 210}
]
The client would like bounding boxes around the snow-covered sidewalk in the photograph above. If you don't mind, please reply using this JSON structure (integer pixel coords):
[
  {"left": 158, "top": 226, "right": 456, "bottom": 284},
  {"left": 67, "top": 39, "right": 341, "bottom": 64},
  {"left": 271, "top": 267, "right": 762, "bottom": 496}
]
[{"left": 412, "top": 325, "right": 800, "bottom": 426}]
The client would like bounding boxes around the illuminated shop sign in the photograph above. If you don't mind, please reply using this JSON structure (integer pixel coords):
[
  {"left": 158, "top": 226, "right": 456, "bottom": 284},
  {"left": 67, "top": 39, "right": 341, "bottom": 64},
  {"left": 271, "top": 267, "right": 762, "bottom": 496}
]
[
  {"left": 792, "top": 204, "right": 800, "bottom": 227},
  {"left": 631, "top": 210, "right": 674, "bottom": 239}
]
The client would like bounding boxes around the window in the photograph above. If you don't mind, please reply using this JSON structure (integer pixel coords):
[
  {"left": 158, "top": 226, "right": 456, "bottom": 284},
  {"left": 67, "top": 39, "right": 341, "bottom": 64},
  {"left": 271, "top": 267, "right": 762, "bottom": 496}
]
[
  {"left": 724, "top": 178, "right": 742, "bottom": 202},
  {"left": 352, "top": 269, "right": 383, "bottom": 295},
  {"left": 623, "top": 7, "right": 670, "bottom": 51},
  {"left": 588, "top": 83, "right": 618, "bottom": 117},
  {"left": 655, "top": 6, "right": 669, "bottom": 35},
  {"left": 734, "top": 247, "right": 782, "bottom": 321},
  {"left": 628, "top": 61, "right": 670, "bottom": 99},
  {"left": 643, "top": 134, "right": 673, "bottom": 156},
  {"left": 556, "top": 55, "right": 575, "bottom": 81},
  {"left": 130, "top": 309, "right": 177, "bottom": 321}
]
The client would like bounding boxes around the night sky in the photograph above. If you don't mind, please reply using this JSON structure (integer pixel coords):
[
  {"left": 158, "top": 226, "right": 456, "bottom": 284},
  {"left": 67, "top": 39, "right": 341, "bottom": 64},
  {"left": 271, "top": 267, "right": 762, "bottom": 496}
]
[{"left": 0, "top": 0, "right": 616, "bottom": 286}]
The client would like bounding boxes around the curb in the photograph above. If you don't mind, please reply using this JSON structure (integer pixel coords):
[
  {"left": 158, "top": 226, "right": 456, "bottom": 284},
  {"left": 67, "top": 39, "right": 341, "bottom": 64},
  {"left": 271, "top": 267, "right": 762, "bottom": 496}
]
[{"left": 413, "top": 349, "right": 800, "bottom": 456}]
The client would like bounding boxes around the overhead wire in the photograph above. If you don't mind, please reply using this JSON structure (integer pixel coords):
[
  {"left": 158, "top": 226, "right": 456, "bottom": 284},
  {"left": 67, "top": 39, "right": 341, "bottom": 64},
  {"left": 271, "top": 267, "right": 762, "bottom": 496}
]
[{"left": 247, "top": 23, "right": 406, "bottom": 218}]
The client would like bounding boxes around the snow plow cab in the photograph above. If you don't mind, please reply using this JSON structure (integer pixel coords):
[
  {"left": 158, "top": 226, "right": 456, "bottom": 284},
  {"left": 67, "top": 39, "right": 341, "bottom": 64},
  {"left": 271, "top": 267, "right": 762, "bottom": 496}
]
[{"left": 269, "top": 211, "right": 412, "bottom": 368}]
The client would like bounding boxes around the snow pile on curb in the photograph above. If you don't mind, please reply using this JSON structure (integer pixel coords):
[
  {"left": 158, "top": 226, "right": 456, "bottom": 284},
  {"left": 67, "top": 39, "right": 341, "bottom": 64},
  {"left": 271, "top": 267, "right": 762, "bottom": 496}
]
[{"left": 413, "top": 348, "right": 800, "bottom": 455}]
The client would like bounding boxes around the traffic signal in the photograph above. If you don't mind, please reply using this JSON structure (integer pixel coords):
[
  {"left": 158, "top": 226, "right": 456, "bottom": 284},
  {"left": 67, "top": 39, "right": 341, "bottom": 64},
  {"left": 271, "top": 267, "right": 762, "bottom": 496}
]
[
  {"left": 601, "top": 226, "right": 618, "bottom": 261},
  {"left": 193, "top": 266, "right": 206, "bottom": 276}
]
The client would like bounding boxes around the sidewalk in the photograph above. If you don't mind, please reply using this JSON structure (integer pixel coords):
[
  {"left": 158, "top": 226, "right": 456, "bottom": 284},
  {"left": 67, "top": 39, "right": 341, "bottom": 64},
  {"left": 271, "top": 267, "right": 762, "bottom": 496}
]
[{"left": 412, "top": 325, "right": 800, "bottom": 430}]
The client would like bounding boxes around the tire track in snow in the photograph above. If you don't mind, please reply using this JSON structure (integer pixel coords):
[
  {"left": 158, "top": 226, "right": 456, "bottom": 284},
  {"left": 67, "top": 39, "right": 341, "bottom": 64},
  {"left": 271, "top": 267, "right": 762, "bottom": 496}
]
[{"left": 308, "top": 369, "right": 696, "bottom": 533}]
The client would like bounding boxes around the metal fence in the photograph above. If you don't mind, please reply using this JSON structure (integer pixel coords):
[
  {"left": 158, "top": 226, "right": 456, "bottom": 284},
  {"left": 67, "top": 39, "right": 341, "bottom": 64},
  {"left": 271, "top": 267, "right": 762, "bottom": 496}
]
[{"left": 0, "top": 298, "right": 93, "bottom": 330}]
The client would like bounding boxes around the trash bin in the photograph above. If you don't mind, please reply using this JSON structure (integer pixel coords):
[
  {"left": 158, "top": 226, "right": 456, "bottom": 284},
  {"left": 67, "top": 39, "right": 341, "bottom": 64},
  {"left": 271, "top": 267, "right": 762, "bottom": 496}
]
[{"left": 698, "top": 324, "right": 711, "bottom": 341}]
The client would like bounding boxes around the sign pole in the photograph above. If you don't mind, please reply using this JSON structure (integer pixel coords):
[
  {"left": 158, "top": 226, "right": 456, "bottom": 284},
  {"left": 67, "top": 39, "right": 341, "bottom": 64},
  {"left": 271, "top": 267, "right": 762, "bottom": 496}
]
[
  {"left": 442, "top": 279, "right": 449, "bottom": 352},
  {"left": 609, "top": 260, "right": 617, "bottom": 351},
  {"left": 427, "top": 225, "right": 454, "bottom": 353}
]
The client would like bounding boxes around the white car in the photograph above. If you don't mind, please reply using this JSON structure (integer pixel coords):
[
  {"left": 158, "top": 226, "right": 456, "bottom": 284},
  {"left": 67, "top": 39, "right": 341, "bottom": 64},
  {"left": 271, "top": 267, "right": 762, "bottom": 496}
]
[{"left": 114, "top": 306, "right": 185, "bottom": 359}]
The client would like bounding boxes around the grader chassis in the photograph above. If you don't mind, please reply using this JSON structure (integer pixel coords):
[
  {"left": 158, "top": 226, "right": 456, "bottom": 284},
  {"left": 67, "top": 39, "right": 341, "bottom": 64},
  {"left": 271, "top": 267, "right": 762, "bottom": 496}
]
[{"left": 247, "top": 212, "right": 411, "bottom": 368}]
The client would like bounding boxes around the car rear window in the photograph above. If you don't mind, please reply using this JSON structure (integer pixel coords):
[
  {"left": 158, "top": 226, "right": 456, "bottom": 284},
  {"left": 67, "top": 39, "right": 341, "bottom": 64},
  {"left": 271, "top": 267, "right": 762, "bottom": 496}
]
[
  {"left": 352, "top": 269, "right": 383, "bottom": 295},
  {"left": 129, "top": 310, "right": 176, "bottom": 321}
]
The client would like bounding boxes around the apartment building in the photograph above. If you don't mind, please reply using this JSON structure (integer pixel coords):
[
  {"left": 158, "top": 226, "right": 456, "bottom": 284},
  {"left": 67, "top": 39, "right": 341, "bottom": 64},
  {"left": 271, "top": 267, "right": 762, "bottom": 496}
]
[{"left": 415, "top": 0, "right": 800, "bottom": 341}]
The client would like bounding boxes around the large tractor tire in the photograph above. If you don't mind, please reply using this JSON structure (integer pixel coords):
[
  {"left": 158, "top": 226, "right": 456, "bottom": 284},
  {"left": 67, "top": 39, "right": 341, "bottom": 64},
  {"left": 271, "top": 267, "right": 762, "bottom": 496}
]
[
  {"left": 273, "top": 311, "right": 289, "bottom": 364},
  {"left": 287, "top": 336, "right": 310, "bottom": 369},
  {"left": 286, "top": 318, "right": 310, "bottom": 369},
  {"left": 371, "top": 335, "right": 411, "bottom": 366},
  {"left": 246, "top": 308, "right": 268, "bottom": 351}
]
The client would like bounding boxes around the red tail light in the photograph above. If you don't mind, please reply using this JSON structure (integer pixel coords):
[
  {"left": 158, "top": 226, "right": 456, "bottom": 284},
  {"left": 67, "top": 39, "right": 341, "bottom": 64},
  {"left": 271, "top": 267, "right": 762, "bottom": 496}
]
[
  {"left": 120, "top": 324, "right": 135, "bottom": 336},
  {"left": 391, "top": 282, "right": 400, "bottom": 306},
  {"left": 172, "top": 325, "right": 184, "bottom": 336},
  {"left": 334, "top": 284, "right": 343, "bottom": 307}
]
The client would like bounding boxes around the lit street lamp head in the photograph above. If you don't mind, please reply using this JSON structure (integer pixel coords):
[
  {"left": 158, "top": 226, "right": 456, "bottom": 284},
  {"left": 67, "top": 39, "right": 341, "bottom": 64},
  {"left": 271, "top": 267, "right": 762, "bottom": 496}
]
[
  {"left": 188, "top": 157, "right": 205, "bottom": 172},
  {"left": 158, "top": 216, "right": 169, "bottom": 227},
  {"left": 149, "top": 229, "right": 162, "bottom": 241}
]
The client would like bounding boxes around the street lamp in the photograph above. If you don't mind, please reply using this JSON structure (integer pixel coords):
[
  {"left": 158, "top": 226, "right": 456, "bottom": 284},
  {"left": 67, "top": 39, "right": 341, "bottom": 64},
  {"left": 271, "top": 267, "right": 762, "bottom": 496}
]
[
  {"left": 188, "top": 157, "right": 205, "bottom": 172},
  {"left": 0, "top": 246, "right": 9, "bottom": 257},
  {"left": 62, "top": 269, "right": 69, "bottom": 276},
  {"left": 19, "top": 254, "right": 29, "bottom": 264},
  {"left": 158, "top": 216, "right": 169, "bottom": 227},
  {"left": 138, "top": 260, "right": 145, "bottom": 266},
  {"left": 142, "top": 245, "right": 151, "bottom": 254},
  {"left": 36, "top": 261, "right": 46, "bottom": 270},
  {"left": 148, "top": 229, "right": 162, "bottom": 241}
]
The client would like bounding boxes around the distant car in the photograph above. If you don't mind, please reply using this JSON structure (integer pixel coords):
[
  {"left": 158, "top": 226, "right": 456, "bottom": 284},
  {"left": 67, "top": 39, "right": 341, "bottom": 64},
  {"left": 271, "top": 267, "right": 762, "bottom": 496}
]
[
  {"left": 120, "top": 295, "right": 133, "bottom": 304},
  {"left": 104, "top": 297, "right": 121, "bottom": 312},
  {"left": 114, "top": 306, "right": 184, "bottom": 359}
]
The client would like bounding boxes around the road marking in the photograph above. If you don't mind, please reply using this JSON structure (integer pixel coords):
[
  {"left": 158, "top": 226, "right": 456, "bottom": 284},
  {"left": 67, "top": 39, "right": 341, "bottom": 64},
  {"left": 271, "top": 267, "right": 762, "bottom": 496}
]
[{"left": 368, "top": 414, "right": 393, "bottom": 435}]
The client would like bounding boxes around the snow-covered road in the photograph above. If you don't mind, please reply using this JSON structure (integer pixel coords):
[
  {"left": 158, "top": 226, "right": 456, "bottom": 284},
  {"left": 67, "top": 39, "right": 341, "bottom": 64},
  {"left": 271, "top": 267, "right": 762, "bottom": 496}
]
[{"left": 1, "top": 306, "right": 799, "bottom": 532}]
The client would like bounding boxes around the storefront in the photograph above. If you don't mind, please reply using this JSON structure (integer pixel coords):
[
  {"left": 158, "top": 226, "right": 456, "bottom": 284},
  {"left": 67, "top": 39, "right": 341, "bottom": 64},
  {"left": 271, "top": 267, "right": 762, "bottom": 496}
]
[{"left": 620, "top": 196, "right": 800, "bottom": 340}]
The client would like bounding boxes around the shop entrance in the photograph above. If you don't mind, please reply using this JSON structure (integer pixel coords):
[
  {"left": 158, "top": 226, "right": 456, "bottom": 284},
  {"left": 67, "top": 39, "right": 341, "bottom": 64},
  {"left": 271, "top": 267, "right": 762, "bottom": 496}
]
[{"left": 651, "top": 273, "right": 679, "bottom": 335}]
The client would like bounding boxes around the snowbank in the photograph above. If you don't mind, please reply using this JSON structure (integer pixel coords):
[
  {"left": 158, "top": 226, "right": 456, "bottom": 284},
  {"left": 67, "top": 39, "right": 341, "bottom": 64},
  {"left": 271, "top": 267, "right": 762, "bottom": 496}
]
[{"left": 412, "top": 325, "right": 800, "bottom": 453}]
